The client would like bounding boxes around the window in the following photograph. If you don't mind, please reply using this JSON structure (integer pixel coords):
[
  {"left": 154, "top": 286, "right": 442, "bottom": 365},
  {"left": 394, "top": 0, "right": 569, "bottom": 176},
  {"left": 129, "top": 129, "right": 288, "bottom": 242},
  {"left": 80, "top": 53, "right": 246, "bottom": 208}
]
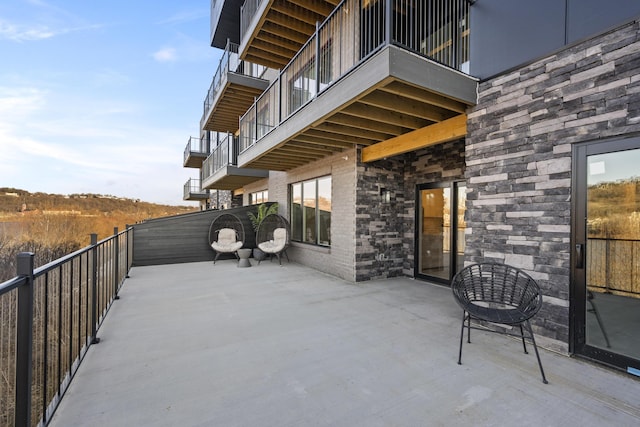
[
  {"left": 249, "top": 190, "right": 268, "bottom": 205},
  {"left": 291, "top": 176, "right": 331, "bottom": 246}
]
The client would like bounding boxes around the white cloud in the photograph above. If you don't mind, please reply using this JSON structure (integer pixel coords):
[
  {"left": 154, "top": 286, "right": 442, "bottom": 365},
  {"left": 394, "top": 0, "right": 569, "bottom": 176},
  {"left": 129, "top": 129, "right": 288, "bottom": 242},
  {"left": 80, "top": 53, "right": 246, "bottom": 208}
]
[
  {"left": 0, "top": 19, "right": 55, "bottom": 41},
  {"left": 153, "top": 47, "right": 178, "bottom": 63},
  {"left": 0, "top": 18, "right": 104, "bottom": 42}
]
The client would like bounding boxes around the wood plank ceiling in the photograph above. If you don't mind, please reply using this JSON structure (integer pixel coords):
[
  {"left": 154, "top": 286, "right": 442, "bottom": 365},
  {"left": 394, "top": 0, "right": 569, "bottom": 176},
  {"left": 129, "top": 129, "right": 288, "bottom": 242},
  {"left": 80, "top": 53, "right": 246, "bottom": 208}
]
[
  {"left": 242, "top": 0, "right": 341, "bottom": 69},
  {"left": 202, "top": 82, "right": 266, "bottom": 133},
  {"left": 242, "top": 78, "right": 470, "bottom": 171}
]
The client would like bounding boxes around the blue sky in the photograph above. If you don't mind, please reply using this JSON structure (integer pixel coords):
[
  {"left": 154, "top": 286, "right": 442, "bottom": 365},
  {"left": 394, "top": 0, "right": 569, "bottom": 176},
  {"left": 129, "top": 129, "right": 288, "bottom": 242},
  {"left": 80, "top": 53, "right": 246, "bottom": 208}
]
[{"left": 0, "top": 0, "right": 220, "bottom": 205}]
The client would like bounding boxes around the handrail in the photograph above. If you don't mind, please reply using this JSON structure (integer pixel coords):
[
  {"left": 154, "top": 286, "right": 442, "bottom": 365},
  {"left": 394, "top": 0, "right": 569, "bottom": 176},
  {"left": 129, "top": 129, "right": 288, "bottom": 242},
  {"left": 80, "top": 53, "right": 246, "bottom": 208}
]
[
  {"left": 0, "top": 227, "right": 134, "bottom": 426},
  {"left": 238, "top": 0, "right": 470, "bottom": 154}
]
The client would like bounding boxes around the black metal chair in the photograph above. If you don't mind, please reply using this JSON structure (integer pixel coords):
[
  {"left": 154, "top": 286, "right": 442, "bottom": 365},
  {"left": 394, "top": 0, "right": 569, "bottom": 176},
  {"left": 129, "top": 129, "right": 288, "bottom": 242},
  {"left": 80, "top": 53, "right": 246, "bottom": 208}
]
[
  {"left": 451, "top": 262, "right": 548, "bottom": 383},
  {"left": 255, "top": 214, "right": 290, "bottom": 265},
  {"left": 208, "top": 213, "right": 245, "bottom": 264}
]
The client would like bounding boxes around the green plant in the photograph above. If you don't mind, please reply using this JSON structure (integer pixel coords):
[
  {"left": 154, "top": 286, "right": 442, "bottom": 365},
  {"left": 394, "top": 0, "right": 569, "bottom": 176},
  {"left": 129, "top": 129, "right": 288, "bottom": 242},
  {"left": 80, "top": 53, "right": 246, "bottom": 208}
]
[{"left": 247, "top": 203, "right": 278, "bottom": 232}]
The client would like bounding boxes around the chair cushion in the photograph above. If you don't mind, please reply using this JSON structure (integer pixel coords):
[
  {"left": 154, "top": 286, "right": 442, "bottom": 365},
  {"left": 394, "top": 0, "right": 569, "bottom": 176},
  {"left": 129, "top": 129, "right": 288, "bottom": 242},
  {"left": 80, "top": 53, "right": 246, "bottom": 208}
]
[
  {"left": 258, "top": 228, "right": 287, "bottom": 254},
  {"left": 211, "top": 228, "right": 242, "bottom": 253}
]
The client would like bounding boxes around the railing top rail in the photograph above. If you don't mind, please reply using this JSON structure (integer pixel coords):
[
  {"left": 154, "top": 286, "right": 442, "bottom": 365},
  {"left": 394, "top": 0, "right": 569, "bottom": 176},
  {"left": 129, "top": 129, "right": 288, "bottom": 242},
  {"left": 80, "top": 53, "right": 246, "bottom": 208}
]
[
  {"left": 0, "top": 274, "right": 28, "bottom": 295},
  {"left": 29, "top": 227, "right": 133, "bottom": 277}
]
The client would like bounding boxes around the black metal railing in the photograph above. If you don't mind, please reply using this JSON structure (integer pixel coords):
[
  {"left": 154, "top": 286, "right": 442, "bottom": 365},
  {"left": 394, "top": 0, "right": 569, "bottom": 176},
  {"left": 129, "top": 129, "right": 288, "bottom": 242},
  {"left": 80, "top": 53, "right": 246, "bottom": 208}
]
[
  {"left": 587, "top": 237, "right": 640, "bottom": 297},
  {"left": 183, "top": 136, "right": 208, "bottom": 165},
  {"left": 0, "top": 227, "right": 133, "bottom": 427},
  {"left": 239, "top": 0, "right": 470, "bottom": 152},
  {"left": 183, "top": 179, "right": 208, "bottom": 199},
  {"left": 202, "top": 133, "right": 238, "bottom": 182}
]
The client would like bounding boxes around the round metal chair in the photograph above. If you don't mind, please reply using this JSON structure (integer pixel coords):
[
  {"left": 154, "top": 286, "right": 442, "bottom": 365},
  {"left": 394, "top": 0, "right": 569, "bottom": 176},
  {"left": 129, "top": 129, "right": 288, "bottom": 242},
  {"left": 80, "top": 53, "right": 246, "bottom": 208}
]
[
  {"left": 255, "top": 214, "right": 290, "bottom": 265},
  {"left": 208, "top": 213, "right": 245, "bottom": 264}
]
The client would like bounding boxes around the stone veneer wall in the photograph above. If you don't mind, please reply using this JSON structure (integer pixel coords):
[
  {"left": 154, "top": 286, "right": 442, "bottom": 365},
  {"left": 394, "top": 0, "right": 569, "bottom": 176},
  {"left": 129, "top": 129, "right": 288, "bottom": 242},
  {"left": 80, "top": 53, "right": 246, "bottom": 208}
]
[
  {"left": 465, "top": 19, "right": 640, "bottom": 349},
  {"left": 355, "top": 139, "right": 466, "bottom": 281}
]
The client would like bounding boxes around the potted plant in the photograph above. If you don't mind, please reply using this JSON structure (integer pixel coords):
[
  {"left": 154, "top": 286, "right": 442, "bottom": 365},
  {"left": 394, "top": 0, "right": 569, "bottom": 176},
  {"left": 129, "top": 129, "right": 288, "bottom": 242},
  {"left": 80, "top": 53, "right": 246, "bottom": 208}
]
[{"left": 247, "top": 202, "right": 278, "bottom": 260}]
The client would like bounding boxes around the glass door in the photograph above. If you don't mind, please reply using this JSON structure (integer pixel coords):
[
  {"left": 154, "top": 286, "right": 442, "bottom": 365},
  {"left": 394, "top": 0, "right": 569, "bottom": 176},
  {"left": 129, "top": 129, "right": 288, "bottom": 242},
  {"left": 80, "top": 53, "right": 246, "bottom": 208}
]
[
  {"left": 573, "top": 137, "right": 640, "bottom": 375},
  {"left": 416, "top": 181, "right": 466, "bottom": 284}
]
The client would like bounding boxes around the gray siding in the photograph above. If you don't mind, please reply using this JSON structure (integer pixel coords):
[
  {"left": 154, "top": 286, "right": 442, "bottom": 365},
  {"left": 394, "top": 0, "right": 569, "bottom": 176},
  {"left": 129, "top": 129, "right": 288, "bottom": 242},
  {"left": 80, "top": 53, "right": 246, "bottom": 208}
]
[{"left": 471, "top": 0, "right": 640, "bottom": 79}]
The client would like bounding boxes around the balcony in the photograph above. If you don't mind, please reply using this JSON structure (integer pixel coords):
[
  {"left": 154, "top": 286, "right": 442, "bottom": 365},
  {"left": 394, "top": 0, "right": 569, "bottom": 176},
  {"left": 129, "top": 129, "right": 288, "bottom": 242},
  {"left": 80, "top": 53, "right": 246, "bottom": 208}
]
[
  {"left": 201, "top": 133, "right": 269, "bottom": 190},
  {"left": 183, "top": 137, "right": 209, "bottom": 168},
  {"left": 201, "top": 40, "right": 271, "bottom": 133},
  {"left": 237, "top": 0, "right": 477, "bottom": 171},
  {"left": 210, "top": 0, "right": 244, "bottom": 48},
  {"left": 239, "top": 0, "right": 341, "bottom": 68},
  {"left": 46, "top": 260, "right": 640, "bottom": 426},
  {"left": 183, "top": 178, "right": 209, "bottom": 201}
]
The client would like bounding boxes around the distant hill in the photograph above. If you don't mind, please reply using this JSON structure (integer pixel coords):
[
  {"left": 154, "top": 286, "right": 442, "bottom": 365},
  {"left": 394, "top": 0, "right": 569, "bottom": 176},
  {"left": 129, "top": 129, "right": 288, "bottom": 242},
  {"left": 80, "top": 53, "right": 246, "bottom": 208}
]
[
  {"left": 0, "top": 187, "right": 195, "bottom": 217},
  {"left": 0, "top": 188, "right": 199, "bottom": 282}
]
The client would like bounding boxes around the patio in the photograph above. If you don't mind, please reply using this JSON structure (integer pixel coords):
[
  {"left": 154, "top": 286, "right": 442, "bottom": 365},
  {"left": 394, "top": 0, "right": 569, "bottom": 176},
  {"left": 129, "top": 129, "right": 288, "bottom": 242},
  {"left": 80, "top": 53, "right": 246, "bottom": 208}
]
[{"left": 50, "top": 260, "right": 639, "bottom": 426}]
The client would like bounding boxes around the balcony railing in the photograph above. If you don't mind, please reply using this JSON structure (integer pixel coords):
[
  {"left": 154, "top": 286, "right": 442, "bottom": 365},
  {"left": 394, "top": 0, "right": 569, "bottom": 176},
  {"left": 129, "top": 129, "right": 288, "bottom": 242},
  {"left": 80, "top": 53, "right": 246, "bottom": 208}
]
[
  {"left": 239, "top": 0, "right": 267, "bottom": 41},
  {"left": 200, "top": 40, "right": 267, "bottom": 130},
  {"left": 183, "top": 137, "right": 208, "bottom": 164},
  {"left": 0, "top": 228, "right": 132, "bottom": 427},
  {"left": 239, "top": 0, "right": 470, "bottom": 152},
  {"left": 202, "top": 133, "right": 239, "bottom": 181},
  {"left": 183, "top": 179, "right": 208, "bottom": 199}
]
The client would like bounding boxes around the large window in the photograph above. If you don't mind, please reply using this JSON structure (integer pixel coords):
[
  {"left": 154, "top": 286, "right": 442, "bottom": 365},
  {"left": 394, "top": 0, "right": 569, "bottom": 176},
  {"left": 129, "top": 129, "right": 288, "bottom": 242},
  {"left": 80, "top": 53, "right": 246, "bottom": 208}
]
[
  {"left": 291, "top": 176, "right": 331, "bottom": 246},
  {"left": 249, "top": 190, "right": 268, "bottom": 205}
]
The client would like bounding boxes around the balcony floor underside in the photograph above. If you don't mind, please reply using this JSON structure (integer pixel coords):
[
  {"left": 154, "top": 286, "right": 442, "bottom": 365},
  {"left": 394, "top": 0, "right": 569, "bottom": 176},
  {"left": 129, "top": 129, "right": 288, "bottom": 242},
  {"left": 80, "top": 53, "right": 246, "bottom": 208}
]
[
  {"left": 202, "top": 165, "right": 269, "bottom": 191},
  {"left": 49, "top": 261, "right": 640, "bottom": 426},
  {"left": 238, "top": 45, "right": 477, "bottom": 171},
  {"left": 203, "top": 75, "right": 269, "bottom": 133},
  {"left": 184, "top": 192, "right": 209, "bottom": 201},
  {"left": 183, "top": 153, "right": 207, "bottom": 168},
  {"left": 240, "top": 0, "right": 341, "bottom": 69}
]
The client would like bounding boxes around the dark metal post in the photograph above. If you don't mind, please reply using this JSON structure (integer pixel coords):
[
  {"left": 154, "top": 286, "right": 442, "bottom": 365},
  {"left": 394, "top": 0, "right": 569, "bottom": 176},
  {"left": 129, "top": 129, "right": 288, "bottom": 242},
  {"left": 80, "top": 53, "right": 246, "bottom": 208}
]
[
  {"left": 315, "top": 21, "right": 321, "bottom": 96},
  {"left": 113, "top": 227, "right": 120, "bottom": 299},
  {"left": 90, "top": 234, "right": 100, "bottom": 344},
  {"left": 15, "top": 252, "right": 35, "bottom": 427},
  {"left": 385, "top": 0, "right": 392, "bottom": 46},
  {"left": 125, "top": 225, "right": 131, "bottom": 278}
]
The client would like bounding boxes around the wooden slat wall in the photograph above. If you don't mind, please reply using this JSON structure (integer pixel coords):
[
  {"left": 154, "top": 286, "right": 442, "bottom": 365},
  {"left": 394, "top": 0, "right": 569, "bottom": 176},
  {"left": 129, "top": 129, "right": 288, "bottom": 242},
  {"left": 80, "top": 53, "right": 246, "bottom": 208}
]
[{"left": 132, "top": 205, "right": 262, "bottom": 266}]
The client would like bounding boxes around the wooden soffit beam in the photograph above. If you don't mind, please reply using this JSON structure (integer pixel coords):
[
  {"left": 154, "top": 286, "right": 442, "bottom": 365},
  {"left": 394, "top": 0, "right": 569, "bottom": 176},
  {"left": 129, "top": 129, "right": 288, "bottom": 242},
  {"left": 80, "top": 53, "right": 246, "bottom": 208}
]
[{"left": 361, "top": 114, "right": 467, "bottom": 163}]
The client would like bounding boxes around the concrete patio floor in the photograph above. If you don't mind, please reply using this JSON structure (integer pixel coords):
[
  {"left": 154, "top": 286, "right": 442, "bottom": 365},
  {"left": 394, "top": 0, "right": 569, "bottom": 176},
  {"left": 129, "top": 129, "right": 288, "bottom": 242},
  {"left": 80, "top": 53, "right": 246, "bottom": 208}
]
[{"left": 49, "top": 260, "right": 640, "bottom": 427}]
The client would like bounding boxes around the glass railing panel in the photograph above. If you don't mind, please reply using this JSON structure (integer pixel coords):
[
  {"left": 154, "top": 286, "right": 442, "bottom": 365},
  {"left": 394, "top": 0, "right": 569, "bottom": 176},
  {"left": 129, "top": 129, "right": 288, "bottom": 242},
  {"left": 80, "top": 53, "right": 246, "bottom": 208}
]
[
  {"left": 239, "top": 104, "right": 256, "bottom": 152},
  {"left": 256, "top": 80, "right": 279, "bottom": 140},
  {"left": 281, "top": 36, "right": 317, "bottom": 121}
]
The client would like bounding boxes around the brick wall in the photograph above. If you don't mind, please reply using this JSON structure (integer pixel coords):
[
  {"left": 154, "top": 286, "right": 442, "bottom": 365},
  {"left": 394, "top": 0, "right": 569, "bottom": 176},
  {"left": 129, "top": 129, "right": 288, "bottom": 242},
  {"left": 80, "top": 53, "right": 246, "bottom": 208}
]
[
  {"left": 267, "top": 149, "right": 358, "bottom": 281},
  {"left": 466, "top": 19, "right": 640, "bottom": 348}
]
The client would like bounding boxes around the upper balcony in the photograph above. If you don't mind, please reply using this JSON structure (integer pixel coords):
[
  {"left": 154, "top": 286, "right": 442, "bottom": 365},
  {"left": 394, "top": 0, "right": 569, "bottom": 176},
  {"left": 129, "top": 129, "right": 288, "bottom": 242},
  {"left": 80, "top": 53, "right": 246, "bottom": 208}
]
[
  {"left": 183, "top": 136, "right": 209, "bottom": 168},
  {"left": 201, "top": 133, "right": 269, "bottom": 190},
  {"left": 236, "top": 0, "right": 477, "bottom": 171},
  {"left": 201, "top": 41, "right": 271, "bottom": 134},
  {"left": 183, "top": 178, "right": 209, "bottom": 201},
  {"left": 210, "top": 0, "right": 244, "bottom": 48},
  {"left": 239, "top": 0, "right": 341, "bottom": 68}
]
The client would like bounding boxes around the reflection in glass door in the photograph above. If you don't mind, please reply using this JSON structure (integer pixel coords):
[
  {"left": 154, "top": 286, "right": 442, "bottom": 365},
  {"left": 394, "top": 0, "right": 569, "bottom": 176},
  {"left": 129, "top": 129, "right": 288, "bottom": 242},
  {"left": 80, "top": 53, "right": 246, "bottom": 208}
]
[
  {"left": 416, "top": 182, "right": 466, "bottom": 284},
  {"left": 573, "top": 138, "right": 640, "bottom": 374}
]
